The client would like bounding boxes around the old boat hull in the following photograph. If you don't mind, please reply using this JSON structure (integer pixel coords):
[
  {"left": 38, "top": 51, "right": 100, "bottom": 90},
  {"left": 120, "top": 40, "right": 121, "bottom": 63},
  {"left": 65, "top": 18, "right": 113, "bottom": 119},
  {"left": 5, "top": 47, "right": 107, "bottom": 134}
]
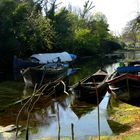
[
  {"left": 21, "top": 65, "right": 68, "bottom": 88},
  {"left": 73, "top": 69, "right": 108, "bottom": 102},
  {"left": 107, "top": 72, "right": 140, "bottom": 101},
  {"left": 13, "top": 56, "right": 41, "bottom": 80}
]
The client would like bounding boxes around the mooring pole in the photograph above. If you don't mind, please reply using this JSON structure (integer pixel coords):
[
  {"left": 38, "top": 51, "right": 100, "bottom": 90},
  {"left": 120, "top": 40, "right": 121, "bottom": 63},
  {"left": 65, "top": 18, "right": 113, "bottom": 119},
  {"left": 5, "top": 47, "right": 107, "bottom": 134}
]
[
  {"left": 57, "top": 103, "right": 61, "bottom": 140},
  {"left": 71, "top": 123, "right": 74, "bottom": 140},
  {"left": 93, "top": 78, "right": 100, "bottom": 140}
]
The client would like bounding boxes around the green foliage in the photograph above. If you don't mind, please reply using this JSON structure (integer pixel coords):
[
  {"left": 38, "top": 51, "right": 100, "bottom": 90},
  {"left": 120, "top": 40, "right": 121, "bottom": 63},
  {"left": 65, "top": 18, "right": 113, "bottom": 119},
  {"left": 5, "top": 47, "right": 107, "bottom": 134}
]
[
  {"left": 92, "top": 12, "right": 109, "bottom": 40},
  {"left": 0, "top": 0, "right": 121, "bottom": 61},
  {"left": 51, "top": 8, "right": 76, "bottom": 52},
  {"left": 54, "top": 8, "right": 72, "bottom": 36},
  {"left": 0, "top": 0, "right": 19, "bottom": 72},
  {"left": 74, "top": 28, "right": 98, "bottom": 53},
  {"left": 80, "top": 0, "right": 95, "bottom": 19},
  {"left": 123, "top": 132, "right": 140, "bottom": 140},
  {"left": 0, "top": 0, "right": 56, "bottom": 78},
  {"left": 121, "top": 15, "right": 140, "bottom": 47},
  {"left": 15, "top": 14, "right": 55, "bottom": 56},
  {"left": 75, "top": 28, "right": 91, "bottom": 45},
  {"left": 0, "top": 0, "right": 55, "bottom": 58}
]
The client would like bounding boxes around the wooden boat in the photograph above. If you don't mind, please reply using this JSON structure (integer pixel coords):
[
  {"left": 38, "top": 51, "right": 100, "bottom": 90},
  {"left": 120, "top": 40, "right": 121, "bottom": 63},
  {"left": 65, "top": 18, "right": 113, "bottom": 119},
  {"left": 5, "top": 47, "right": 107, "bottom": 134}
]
[
  {"left": 13, "top": 56, "right": 41, "bottom": 80},
  {"left": 13, "top": 52, "right": 77, "bottom": 80},
  {"left": 71, "top": 69, "right": 108, "bottom": 102},
  {"left": 21, "top": 63, "right": 68, "bottom": 88},
  {"left": 107, "top": 66, "right": 140, "bottom": 101}
]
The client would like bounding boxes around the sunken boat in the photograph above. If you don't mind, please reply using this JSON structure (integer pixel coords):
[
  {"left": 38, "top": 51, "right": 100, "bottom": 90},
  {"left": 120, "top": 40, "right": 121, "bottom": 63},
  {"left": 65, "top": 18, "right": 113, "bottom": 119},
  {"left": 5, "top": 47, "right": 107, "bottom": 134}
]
[{"left": 70, "top": 69, "right": 108, "bottom": 102}]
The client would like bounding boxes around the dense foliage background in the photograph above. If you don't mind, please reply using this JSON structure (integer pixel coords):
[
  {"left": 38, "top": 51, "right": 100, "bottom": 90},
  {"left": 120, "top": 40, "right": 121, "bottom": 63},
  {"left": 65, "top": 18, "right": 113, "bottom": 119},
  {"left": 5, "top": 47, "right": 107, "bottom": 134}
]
[{"left": 0, "top": 0, "right": 125, "bottom": 78}]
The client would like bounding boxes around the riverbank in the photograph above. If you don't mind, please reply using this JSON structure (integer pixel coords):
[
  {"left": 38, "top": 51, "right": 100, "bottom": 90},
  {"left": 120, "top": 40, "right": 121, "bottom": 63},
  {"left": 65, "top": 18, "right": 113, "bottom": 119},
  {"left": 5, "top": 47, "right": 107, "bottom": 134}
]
[{"left": 100, "top": 95, "right": 140, "bottom": 140}]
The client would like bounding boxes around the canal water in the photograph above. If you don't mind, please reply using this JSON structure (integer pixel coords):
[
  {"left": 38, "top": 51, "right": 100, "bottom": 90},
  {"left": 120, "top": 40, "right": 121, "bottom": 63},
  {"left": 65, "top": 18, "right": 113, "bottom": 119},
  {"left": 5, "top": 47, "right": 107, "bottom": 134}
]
[{"left": 0, "top": 51, "right": 139, "bottom": 140}]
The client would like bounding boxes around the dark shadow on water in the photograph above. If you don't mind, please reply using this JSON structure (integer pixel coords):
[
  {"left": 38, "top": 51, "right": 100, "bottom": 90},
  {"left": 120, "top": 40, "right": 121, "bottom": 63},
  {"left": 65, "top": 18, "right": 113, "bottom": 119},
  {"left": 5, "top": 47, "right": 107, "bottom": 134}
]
[
  {"left": 119, "top": 98, "right": 140, "bottom": 107},
  {"left": 70, "top": 98, "right": 96, "bottom": 118},
  {"left": 73, "top": 89, "right": 107, "bottom": 105},
  {"left": 108, "top": 120, "right": 131, "bottom": 134}
]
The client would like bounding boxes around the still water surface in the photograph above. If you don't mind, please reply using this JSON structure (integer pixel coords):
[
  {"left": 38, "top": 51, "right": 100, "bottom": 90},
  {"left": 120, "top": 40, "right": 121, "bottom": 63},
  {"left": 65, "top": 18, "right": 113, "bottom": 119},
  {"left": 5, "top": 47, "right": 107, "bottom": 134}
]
[{"left": 0, "top": 51, "right": 139, "bottom": 140}]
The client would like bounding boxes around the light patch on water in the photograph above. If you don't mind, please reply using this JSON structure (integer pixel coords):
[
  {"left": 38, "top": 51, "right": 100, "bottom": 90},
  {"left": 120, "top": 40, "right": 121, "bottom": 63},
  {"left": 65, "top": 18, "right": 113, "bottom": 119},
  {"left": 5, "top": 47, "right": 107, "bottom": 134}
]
[{"left": 20, "top": 92, "right": 113, "bottom": 140}]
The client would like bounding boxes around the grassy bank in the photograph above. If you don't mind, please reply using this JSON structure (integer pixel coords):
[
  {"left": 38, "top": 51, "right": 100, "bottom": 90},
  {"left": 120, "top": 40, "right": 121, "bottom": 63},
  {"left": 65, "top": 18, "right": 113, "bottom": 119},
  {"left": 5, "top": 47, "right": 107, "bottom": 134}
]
[
  {"left": 0, "top": 81, "right": 24, "bottom": 109},
  {"left": 83, "top": 95, "right": 140, "bottom": 140},
  {"left": 103, "top": 95, "right": 140, "bottom": 140},
  {"left": 125, "top": 48, "right": 140, "bottom": 51}
]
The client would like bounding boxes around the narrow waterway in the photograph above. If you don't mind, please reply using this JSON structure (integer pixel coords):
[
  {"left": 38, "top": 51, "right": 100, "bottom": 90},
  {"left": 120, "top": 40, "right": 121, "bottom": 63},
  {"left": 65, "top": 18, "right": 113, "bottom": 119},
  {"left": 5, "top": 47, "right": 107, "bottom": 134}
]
[{"left": 1, "top": 50, "right": 139, "bottom": 140}]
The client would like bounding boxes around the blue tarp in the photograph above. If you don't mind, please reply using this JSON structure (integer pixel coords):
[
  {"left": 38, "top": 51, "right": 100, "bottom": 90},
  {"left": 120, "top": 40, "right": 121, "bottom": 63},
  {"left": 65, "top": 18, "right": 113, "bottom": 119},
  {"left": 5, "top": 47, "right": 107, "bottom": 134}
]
[{"left": 117, "top": 66, "right": 140, "bottom": 73}]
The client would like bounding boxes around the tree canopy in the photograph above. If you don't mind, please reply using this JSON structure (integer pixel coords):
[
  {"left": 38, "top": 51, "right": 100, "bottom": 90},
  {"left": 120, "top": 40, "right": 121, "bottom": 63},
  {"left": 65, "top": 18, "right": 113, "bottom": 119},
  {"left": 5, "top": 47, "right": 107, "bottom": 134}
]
[
  {"left": 121, "top": 14, "right": 140, "bottom": 48},
  {"left": 0, "top": 0, "right": 121, "bottom": 58}
]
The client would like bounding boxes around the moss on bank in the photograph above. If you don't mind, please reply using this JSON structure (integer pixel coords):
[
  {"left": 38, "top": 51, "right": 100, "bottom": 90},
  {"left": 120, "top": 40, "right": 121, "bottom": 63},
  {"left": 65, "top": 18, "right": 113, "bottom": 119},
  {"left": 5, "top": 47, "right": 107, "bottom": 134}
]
[
  {"left": 0, "top": 81, "right": 24, "bottom": 109},
  {"left": 105, "top": 95, "right": 140, "bottom": 139}
]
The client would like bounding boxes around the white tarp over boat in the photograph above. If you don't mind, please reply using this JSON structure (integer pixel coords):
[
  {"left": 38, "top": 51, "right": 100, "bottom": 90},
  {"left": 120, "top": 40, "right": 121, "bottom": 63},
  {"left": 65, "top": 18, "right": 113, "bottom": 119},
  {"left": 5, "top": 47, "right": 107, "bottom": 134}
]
[{"left": 30, "top": 52, "right": 76, "bottom": 64}]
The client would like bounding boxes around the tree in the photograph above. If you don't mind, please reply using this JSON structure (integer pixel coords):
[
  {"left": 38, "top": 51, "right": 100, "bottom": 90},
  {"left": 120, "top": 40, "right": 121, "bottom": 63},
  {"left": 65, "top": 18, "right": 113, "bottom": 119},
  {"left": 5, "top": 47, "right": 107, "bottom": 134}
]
[
  {"left": 80, "top": 0, "right": 95, "bottom": 19},
  {"left": 0, "top": 0, "right": 55, "bottom": 57},
  {"left": 0, "top": 0, "right": 56, "bottom": 78},
  {"left": 74, "top": 28, "right": 99, "bottom": 55},
  {"left": 91, "top": 12, "right": 109, "bottom": 39},
  {"left": 122, "top": 15, "right": 140, "bottom": 47}
]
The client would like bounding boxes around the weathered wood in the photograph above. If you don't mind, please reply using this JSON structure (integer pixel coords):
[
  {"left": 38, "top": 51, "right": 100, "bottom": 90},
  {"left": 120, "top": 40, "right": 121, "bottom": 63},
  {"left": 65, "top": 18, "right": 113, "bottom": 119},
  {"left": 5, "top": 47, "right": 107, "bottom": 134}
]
[{"left": 71, "top": 123, "right": 74, "bottom": 140}]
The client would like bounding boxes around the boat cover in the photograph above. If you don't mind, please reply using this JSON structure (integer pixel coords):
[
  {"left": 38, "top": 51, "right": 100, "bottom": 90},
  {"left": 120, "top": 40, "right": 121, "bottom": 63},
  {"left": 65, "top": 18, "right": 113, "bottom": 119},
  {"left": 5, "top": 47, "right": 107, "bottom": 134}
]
[
  {"left": 30, "top": 52, "right": 76, "bottom": 64},
  {"left": 117, "top": 65, "right": 140, "bottom": 73}
]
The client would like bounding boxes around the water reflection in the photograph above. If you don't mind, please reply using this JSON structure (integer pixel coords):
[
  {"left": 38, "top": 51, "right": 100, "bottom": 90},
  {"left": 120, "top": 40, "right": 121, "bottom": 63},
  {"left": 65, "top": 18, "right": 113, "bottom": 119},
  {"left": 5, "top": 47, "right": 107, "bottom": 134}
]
[
  {"left": 2, "top": 91, "right": 112, "bottom": 140},
  {"left": 0, "top": 91, "right": 112, "bottom": 140},
  {"left": 20, "top": 92, "right": 112, "bottom": 140},
  {"left": 71, "top": 92, "right": 112, "bottom": 138},
  {"left": 0, "top": 130, "right": 20, "bottom": 140},
  {"left": 0, "top": 55, "right": 123, "bottom": 140},
  {"left": 124, "top": 50, "right": 140, "bottom": 60},
  {"left": 105, "top": 63, "right": 120, "bottom": 75}
]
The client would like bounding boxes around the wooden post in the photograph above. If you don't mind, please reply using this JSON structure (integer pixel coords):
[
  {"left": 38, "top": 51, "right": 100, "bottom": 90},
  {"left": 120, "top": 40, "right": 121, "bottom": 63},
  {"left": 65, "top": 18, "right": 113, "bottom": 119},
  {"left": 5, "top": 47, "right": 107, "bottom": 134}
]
[
  {"left": 57, "top": 103, "right": 60, "bottom": 140},
  {"left": 93, "top": 78, "right": 100, "bottom": 140},
  {"left": 126, "top": 78, "right": 130, "bottom": 100},
  {"left": 71, "top": 123, "right": 74, "bottom": 140}
]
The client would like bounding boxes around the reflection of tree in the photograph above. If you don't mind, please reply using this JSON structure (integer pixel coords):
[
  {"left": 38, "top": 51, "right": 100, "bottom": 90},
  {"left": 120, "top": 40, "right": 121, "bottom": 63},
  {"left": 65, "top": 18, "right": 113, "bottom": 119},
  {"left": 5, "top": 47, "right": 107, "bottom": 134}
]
[
  {"left": 69, "top": 56, "right": 120, "bottom": 86},
  {"left": 70, "top": 96, "right": 96, "bottom": 118},
  {"left": 108, "top": 120, "right": 131, "bottom": 134},
  {"left": 34, "top": 107, "right": 56, "bottom": 126},
  {"left": 71, "top": 92, "right": 113, "bottom": 136},
  {"left": 33, "top": 94, "right": 69, "bottom": 125},
  {"left": 124, "top": 51, "right": 136, "bottom": 60},
  {"left": 30, "top": 126, "right": 38, "bottom": 134},
  {"left": 69, "top": 57, "right": 100, "bottom": 85}
]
